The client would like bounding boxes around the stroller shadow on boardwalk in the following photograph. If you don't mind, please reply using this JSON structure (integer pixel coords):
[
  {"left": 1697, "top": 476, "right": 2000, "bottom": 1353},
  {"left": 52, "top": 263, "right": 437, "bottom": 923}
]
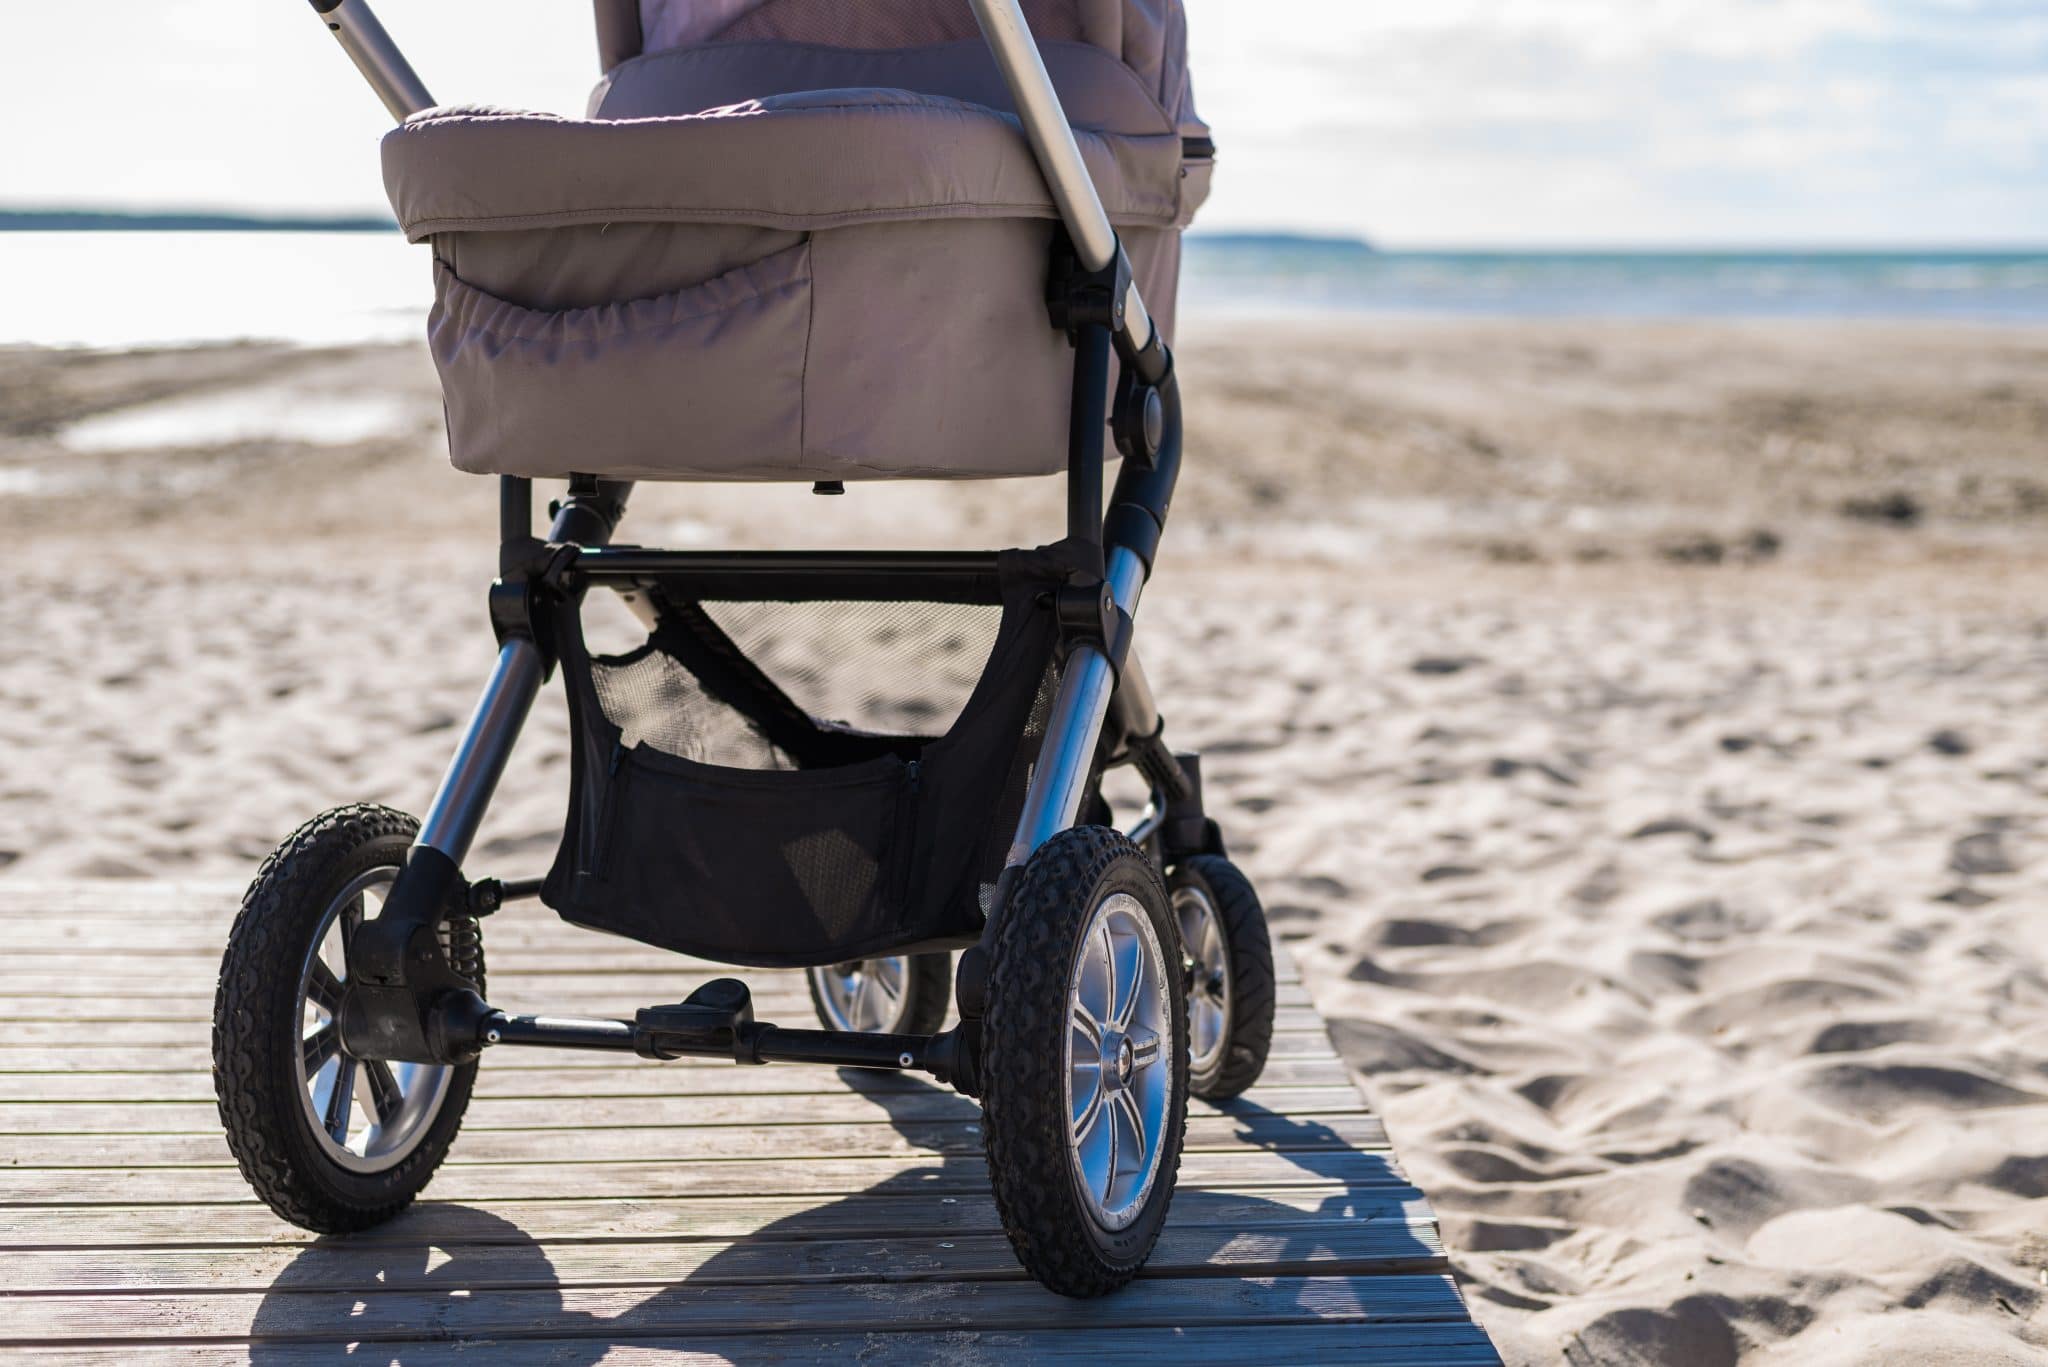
[{"left": 245, "top": 1076, "right": 1449, "bottom": 1362}]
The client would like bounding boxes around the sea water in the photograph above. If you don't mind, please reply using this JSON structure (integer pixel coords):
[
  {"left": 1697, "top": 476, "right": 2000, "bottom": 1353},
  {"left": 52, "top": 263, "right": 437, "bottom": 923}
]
[{"left": 3, "top": 230, "right": 2046, "bottom": 349}]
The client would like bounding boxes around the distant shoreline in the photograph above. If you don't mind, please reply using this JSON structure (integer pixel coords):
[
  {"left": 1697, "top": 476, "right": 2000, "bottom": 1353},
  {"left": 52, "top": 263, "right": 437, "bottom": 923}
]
[{"left": 0, "top": 210, "right": 397, "bottom": 233}]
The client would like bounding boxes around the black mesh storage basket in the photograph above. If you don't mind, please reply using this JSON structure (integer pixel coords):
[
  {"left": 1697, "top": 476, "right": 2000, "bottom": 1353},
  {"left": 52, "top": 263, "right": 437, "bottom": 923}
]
[{"left": 540, "top": 547, "right": 1075, "bottom": 967}]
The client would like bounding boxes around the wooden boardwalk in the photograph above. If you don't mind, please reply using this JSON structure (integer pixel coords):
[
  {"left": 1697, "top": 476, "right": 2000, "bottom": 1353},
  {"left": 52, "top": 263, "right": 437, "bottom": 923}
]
[{"left": 0, "top": 881, "right": 1496, "bottom": 1364}]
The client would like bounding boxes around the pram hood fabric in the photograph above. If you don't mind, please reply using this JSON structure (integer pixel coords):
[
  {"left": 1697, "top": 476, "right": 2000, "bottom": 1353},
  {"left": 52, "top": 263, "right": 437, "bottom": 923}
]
[
  {"left": 596, "top": 0, "right": 1204, "bottom": 138},
  {"left": 386, "top": 0, "right": 1206, "bottom": 482},
  {"left": 383, "top": 92, "right": 1188, "bottom": 241}
]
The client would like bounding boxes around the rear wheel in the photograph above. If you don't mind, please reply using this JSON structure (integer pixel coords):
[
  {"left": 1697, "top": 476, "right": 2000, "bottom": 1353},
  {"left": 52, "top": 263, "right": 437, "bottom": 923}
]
[
  {"left": 1171, "top": 855, "right": 1275, "bottom": 1100},
  {"left": 807, "top": 953, "right": 952, "bottom": 1035},
  {"left": 213, "top": 805, "right": 480, "bottom": 1232},
  {"left": 982, "top": 826, "right": 1188, "bottom": 1297}
]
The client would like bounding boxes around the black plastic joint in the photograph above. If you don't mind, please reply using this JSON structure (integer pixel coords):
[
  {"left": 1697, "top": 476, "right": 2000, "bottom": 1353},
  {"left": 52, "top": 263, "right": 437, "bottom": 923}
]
[
  {"left": 1112, "top": 369, "right": 1166, "bottom": 469},
  {"left": 1104, "top": 504, "right": 1162, "bottom": 578},
  {"left": 1055, "top": 579, "right": 1116, "bottom": 642},
  {"left": 352, "top": 845, "right": 465, "bottom": 986},
  {"left": 1047, "top": 233, "right": 1133, "bottom": 339},
  {"left": 1161, "top": 753, "right": 1225, "bottom": 860}
]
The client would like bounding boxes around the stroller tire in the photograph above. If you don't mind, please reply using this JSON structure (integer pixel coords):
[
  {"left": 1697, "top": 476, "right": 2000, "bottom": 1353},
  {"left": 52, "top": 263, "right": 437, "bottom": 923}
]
[
  {"left": 806, "top": 953, "right": 952, "bottom": 1035},
  {"left": 1170, "top": 855, "right": 1276, "bottom": 1100},
  {"left": 982, "top": 826, "right": 1188, "bottom": 1297},
  {"left": 213, "top": 805, "right": 479, "bottom": 1234}
]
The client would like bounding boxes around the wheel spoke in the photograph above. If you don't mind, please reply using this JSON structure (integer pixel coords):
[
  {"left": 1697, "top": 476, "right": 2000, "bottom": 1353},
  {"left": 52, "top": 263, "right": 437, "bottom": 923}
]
[
  {"left": 1128, "top": 1026, "right": 1162, "bottom": 1067},
  {"left": 1100, "top": 1091, "right": 1120, "bottom": 1203},
  {"left": 1071, "top": 998, "right": 1103, "bottom": 1049},
  {"left": 1091, "top": 923, "right": 1118, "bottom": 1027},
  {"left": 1112, "top": 925, "right": 1145, "bottom": 1029},
  {"left": 324, "top": 1056, "right": 357, "bottom": 1143},
  {"left": 305, "top": 959, "right": 344, "bottom": 1017},
  {"left": 851, "top": 970, "right": 876, "bottom": 1031},
  {"left": 363, "top": 1059, "right": 403, "bottom": 1126},
  {"left": 338, "top": 895, "right": 365, "bottom": 950},
  {"left": 1113, "top": 1088, "right": 1147, "bottom": 1177},
  {"left": 1070, "top": 1066, "right": 1102, "bottom": 1137},
  {"left": 301, "top": 1023, "right": 340, "bottom": 1080}
]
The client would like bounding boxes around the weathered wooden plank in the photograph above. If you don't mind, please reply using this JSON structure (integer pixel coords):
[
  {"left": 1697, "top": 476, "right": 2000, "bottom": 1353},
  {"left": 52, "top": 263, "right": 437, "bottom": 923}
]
[
  {"left": 0, "top": 983, "right": 1315, "bottom": 1014},
  {"left": 0, "top": 1148, "right": 1408, "bottom": 1205},
  {"left": 7, "top": 1322, "right": 1507, "bottom": 1366},
  {"left": 2, "top": 1112, "right": 1389, "bottom": 1168},
  {"left": 0, "top": 1013, "right": 1334, "bottom": 1069},
  {"left": 0, "top": 1188, "right": 1434, "bottom": 1249},
  {"left": 0, "top": 1186, "right": 1439, "bottom": 1250},
  {"left": 1, "top": 1216, "right": 1446, "bottom": 1295},
  {"left": 0, "top": 944, "right": 1307, "bottom": 983},
  {"left": 0, "top": 1273, "right": 1474, "bottom": 1342},
  {"left": 0, "top": 1056, "right": 1358, "bottom": 1106},
  {"left": 0, "top": 1086, "right": 1368, "bottom": 1136}
]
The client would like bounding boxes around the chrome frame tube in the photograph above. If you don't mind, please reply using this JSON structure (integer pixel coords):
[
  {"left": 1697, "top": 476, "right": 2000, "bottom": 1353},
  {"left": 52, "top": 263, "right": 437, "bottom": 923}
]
[
  {"left": 1005, "top": 546, "right": 1150, "bottom": 865},
  {"left": 315, "top": 0, "right": 435, "bottom": 120},
  {"left": 967, "top": 0, "right": 1155, "bottom": 353}
]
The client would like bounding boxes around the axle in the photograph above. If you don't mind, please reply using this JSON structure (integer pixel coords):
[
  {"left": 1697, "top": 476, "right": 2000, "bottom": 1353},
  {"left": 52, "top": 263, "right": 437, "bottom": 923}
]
[{"left": 439, "top": 976, "right": 975, "bottom": 1087}]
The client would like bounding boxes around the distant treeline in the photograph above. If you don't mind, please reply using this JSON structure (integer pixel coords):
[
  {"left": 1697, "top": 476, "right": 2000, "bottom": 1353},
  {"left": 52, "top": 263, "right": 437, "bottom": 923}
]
[
  {"left": 0, "top": 209, "right": 397, "bottom": 233},
  {"left": 1189, "top": 231, "right": 1375, "bottom": 254}
]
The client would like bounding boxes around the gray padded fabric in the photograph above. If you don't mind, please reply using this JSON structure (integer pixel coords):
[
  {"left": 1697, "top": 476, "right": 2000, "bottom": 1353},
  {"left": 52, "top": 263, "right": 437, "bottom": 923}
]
[
  {"left": 412, "top": 5, "right": 1209, "bottom": 482},
  {"left": 592, "top": 39, "right": 1172, "bottom": 136},
  {"left": 383, "top": 93, "right": 1186, "bottom": 241},
  {"left": 605, "top": 0, "right": 1205, "bottom": 144}
]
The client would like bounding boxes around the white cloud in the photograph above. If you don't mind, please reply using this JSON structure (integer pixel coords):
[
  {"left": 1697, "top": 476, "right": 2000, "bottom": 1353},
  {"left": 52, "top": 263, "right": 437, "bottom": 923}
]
[{"left": 0, "top": 0, "right": 2040, "bottom": 244}]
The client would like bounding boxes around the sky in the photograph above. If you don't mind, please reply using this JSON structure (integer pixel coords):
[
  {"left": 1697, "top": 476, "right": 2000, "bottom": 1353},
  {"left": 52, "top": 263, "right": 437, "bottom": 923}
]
[{"left": 1, "top": 0, "right": 2042, "bottom": 246}]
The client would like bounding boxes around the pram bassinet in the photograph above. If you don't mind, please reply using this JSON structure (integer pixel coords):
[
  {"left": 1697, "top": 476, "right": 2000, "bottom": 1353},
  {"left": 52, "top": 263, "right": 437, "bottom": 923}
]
[{"left": 381, "top": 0, "right": 1209, "bottom": 481}]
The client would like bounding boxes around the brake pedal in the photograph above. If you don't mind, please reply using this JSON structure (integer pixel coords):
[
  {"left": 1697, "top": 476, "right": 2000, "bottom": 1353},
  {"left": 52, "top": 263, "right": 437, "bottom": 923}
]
[{"left": 635, "top": 978, "right": 757, "bottom": 1061}]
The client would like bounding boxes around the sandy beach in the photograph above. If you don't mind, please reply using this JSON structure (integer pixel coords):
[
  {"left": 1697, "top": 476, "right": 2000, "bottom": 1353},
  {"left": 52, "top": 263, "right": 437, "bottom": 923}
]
[{"left": 5, "top": 318, "right": 2047, "bottom": 1362}]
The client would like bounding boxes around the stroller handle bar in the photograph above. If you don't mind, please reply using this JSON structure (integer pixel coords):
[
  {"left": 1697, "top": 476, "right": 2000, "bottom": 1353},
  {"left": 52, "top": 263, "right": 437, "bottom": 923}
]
[
  {"left": 966, "top": 0, "right": 1156, "bottom": 357},
  {"left": 307, "top": 0, "right": 434, "bottom": 120},
  {"left": 299, "top": 0, "right": 1158, "bottom": 359}
]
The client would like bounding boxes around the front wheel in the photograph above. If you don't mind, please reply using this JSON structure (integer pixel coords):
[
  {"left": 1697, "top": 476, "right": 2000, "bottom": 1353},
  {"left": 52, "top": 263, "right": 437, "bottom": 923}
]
[
  {"left": 213, "top": 805, "right": 480, "bottom": 1233},
  {"left": 806, "top": 953, "right": 952, "bottom": 1035},
  {"left": 982, "top": 827, "right": 1188, "bottom": 1297}
]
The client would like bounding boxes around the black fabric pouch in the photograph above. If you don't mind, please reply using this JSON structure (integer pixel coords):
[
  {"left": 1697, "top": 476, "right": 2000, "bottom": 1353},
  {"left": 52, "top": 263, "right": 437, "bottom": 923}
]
[{"left": 541, "top": 548, "right": 1067, "bottom": 967}]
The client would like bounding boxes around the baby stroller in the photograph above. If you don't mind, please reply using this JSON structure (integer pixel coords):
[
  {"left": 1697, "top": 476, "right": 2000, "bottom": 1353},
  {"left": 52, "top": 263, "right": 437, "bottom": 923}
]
[{"left": 213, "top": 0, "right": 1274, "bottom": 1296}]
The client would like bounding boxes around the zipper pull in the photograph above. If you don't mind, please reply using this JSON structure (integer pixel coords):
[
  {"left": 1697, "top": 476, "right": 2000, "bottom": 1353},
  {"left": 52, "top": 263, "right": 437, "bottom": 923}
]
[{"left": 905, "top": 759, "right": 922, "bottom": 791}]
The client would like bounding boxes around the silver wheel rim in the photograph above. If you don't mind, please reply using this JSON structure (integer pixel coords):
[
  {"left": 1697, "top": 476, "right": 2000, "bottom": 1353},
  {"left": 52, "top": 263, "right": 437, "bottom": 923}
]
[
  {"left": 294, "top": 867, "right": 454, "bottom": 1174},
  {"left": 810, "top": 957, "right": 915, "bottom": 1033},
  {"left": 1175, "top": 883, "right": 1231, "bottom": 1073},
  {"left": 1064, "top": 891, "right": 1174, "bottom": 1231}
]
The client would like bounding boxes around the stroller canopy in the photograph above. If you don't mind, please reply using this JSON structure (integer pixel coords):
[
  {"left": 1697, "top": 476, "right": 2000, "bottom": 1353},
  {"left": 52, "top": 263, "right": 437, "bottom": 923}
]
[{"left": 594, "top": 0, "right": 1203, "bottom": 139}]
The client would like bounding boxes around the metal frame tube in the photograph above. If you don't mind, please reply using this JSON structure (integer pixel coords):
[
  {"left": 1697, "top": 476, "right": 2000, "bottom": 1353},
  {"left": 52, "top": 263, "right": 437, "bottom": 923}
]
[
  {"left": 1004, "top": 545, "right": 1150, "bottom": 866},
  {"left": 413, "top": 642, "right": 546, "bottom": 864},
  {"left": 312, "top": 0, "right": 435, "bottom": 120},
  {"left": 414, "top": 497, "right": 621, "bottom": 864},
  {"left": 968, "top": 0, "right": 1155, "bottom": 354}
]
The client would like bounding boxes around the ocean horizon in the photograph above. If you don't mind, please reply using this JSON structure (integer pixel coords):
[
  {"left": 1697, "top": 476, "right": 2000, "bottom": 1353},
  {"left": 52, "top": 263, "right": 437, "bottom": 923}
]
[{"left": 3, "top": 224, "right": 2045, "bottom": 349}]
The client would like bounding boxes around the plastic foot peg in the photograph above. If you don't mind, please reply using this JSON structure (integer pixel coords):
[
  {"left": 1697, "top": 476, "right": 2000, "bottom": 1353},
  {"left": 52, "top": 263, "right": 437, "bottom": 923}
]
[{"left": 635, "top": 978, "right": 758, "bottom": 1062}]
